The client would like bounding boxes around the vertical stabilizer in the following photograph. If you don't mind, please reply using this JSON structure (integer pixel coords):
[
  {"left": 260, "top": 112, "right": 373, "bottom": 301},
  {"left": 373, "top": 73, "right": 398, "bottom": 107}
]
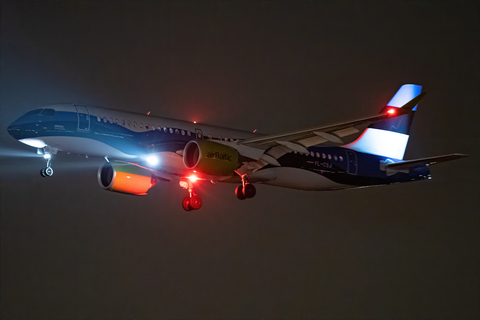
[{"left": 343, "top": 84, "right": 422, "bottom": 159}]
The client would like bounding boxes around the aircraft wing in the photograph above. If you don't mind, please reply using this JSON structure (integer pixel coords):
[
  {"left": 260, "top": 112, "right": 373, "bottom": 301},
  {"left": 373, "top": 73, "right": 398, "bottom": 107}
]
[
  {"left": 234, "top": 93, "right": 426, "bottom": 172},
  {"left": 241, "top": 93, "right": 426, "bottom": 151}
]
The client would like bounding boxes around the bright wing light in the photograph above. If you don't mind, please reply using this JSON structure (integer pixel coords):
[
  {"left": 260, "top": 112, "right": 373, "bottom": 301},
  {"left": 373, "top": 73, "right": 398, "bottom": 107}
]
[
  {"left": 145, "top": 155, "right": 159, "bottom": 167},
  {"left": 188, "top": 174, "right": 199, "bottom": 183}
]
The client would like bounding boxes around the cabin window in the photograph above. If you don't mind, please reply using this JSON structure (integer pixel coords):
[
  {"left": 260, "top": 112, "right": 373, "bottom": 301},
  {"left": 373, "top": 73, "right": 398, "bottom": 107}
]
[
  {"left": 169, "top": 128, "right": 173, "bottom": 134},
  {"left": 139, "top": 123, "right": 144, "bottom": 129},
  {"left": 328, "top": 154, "right": 332, "bottom": 160},
  {"left": 316, "top": 152, "right": 320, "bottom": 158},
  {"left": 208, "top": 134, "right": 212, "bottom": 139},
  {"left": 187, "top": 131, "right": 192, "bottom": 136},
  {"left": 145, "top": 124, "right": 149, "bottom": 130},
  {"left": 97, "top": 117, "right": 101, "bottom": 122},
  {"left": 334, "top": 155, "right": 338, "bottom": 161},
  {"left": 181, "top": 130, "right": 185, "bottom": 135},
  {"left": 115, "top": 119, "right": 119, "bottom": 124},
  {"left": 127, "top": 120, "right": 131, "bottom": 127},
  {"left": 133, "top": 122, "right": 137, "bottom": 128},
  {"left": 339, "top": 156, "right": 343, "bottom": 162},
  {"left": 108, "top": 117, "right": 113, "bottom": 123},
  {"left": 103, "top": 117, "right": 107, "bottom": 123},
  {"left": 122, "top": 120, "right": 125, "bottom": 126},
  {"left": 175, "top": 129, "right": 179, "bottom": 134},
  {"left": 322, "top": 153, "right": 326, "bottom": 159}
]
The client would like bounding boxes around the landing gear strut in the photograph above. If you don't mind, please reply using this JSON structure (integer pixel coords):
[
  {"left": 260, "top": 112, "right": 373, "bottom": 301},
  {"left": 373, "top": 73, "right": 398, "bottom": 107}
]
[
  {"left": 40, "top": 153, "right": 54, "bottom": 177},
  {"left": 235, "top": 173, "right": 256, "bottom": 200},
  {"left": 179, "top": 177, "right": 202, "bottom": 211}
]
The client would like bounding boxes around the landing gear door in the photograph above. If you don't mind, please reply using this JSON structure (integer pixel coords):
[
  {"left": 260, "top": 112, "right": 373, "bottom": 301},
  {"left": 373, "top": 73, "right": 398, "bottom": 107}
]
[
  {"left": 346, "top": 150, "right": 358, "bottom": 175},
  {"left": 75, "top": 105, "right": 90, "bottom": 131}
]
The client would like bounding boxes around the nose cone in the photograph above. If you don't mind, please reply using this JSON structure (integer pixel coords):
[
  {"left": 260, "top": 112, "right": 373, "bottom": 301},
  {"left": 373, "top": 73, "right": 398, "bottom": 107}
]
[{"left": 7, "top": 119, "right": 22, "bottom": 139}]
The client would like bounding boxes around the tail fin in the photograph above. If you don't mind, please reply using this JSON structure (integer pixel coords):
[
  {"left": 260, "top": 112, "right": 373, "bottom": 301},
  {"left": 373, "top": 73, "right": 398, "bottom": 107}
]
[{"left": 343, "top": 84, "right": 423, "bottom": 159}]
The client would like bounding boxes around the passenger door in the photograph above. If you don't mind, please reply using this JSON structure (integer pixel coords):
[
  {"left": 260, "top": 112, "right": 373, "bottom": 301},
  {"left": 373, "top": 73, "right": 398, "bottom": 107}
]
[{"left": 75, "top": 105, "right": 90, "bottom": 131}]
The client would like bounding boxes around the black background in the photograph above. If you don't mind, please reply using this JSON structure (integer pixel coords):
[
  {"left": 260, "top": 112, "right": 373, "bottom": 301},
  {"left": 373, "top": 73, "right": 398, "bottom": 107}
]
[{"left": 1, "top": 1, "right": 478, "bottom": 318}]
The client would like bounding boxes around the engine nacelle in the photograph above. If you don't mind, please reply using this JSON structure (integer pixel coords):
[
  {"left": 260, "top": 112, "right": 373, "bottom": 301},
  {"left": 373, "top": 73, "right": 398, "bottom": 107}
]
[
  {"left": 183, "top": 140, "right": 240, "bottom": 176},
  {"left": 98, "top": 162, "right": 155, "bottom": 195}
]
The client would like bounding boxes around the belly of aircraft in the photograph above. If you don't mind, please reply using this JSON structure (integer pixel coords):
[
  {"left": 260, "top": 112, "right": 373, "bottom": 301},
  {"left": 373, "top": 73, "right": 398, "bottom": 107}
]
[{"left": 260, "top": 167, "right": 349, "bottom": 191}]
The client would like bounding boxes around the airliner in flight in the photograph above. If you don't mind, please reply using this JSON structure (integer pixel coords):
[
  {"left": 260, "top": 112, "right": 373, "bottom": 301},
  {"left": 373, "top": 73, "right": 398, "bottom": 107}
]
[{"left": 7, "top": 84, "right": 466, "bottom": 211}]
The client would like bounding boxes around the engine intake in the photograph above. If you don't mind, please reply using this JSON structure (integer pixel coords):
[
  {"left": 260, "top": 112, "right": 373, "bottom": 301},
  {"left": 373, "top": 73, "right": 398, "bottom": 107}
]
[
  {"left": 183, "top": 140, "right": 240, "bottom": 176},
  {"left": 98, "top": 162, "right": 155, "bottom": 195}
]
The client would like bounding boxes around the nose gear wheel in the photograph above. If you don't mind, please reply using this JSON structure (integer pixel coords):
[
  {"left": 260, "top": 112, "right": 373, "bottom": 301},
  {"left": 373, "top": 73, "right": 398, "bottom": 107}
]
[
  {"left": 40, "top": 167, "right": 54, "bottom": 177},
  {"left": 40, "top": 149, "right": 54, "bottom": 177}
]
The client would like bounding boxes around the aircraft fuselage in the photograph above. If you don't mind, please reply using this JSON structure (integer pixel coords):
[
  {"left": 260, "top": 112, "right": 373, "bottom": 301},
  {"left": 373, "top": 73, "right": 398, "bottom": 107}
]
[{"left": 8, "top": 103, "right": 430, "bottom": 192}]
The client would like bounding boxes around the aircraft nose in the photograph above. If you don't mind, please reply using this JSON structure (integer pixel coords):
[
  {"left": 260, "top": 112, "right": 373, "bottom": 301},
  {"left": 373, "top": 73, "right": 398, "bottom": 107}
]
[{"left": 7, "top": 119, "right": 22, "bottom": 138}]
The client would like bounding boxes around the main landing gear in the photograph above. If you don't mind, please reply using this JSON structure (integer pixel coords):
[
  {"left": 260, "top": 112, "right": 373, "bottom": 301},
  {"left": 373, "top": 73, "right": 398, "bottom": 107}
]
[
  {"left": 235, "top": 173, "right": 256, "bottom": 200},
  {"left": 179, "top": 177, "right": 202, "bottom": 211},
  {"left": 40, "top": 153, "right": 54, "bottom": 177}
]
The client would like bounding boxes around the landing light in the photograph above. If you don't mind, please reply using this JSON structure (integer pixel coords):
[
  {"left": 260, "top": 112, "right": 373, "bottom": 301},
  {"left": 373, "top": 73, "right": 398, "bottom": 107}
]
[
  {"left": 146, "top": 155, "right": 159, "bottom": 166},
  {"left": 43, "top": 153, "right": 51, "bottom": 160},
  {"left": 188, "top": 174, "right": 199, "bottom": 183}
]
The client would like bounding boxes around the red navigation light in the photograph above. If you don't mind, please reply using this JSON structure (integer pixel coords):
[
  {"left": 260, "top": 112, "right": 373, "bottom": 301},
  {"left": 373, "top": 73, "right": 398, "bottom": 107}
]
[
  {"left": 188, "top": 174, "right": 199, "bottom": 183},
  {"left": 193, "top": 121, "right": 197, "bottom": 124},
  {"left": 387, "top": 108, "right": 396, "bottom": 115}
]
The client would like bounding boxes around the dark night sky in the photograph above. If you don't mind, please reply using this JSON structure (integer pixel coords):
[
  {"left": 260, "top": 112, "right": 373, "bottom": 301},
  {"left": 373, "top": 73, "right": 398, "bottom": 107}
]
[{"left": 1, "top": 1, "right": 479, "bottom": 318}]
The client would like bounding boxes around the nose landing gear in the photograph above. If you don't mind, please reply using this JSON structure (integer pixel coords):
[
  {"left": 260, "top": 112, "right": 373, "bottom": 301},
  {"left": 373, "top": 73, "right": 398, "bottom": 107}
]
[
  {"left": 40, "top": 153, "right": 54, "bottom": 177},
  {"left": 179, "top": 177, "right": 202, "bottom": 211},
  {"left": 235, "top": 173, "right": 256, "bottom": 200},
  {"left": 40, "top": 166, "right": 54, "bottom": 177}
]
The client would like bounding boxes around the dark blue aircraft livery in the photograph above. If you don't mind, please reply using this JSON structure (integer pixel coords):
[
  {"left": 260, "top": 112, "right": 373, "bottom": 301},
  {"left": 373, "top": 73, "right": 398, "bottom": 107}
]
[{"left": 8, "top": 84, "right": 466, "bottom": 210}]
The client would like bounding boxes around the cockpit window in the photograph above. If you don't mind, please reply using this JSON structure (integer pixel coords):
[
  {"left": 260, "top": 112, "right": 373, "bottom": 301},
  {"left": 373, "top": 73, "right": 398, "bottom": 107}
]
[
  {"left": 25, "top": 109, "right": 43, "bottom": 116},
  {"left": 41, "top": 109, "right": 56, "bottom": 116}
]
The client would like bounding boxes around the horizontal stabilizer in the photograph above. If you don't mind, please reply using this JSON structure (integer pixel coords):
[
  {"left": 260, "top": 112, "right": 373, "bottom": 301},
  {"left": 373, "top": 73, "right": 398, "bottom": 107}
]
[{"left": 386, "top": 153, "right": 467, "bottom": 170}]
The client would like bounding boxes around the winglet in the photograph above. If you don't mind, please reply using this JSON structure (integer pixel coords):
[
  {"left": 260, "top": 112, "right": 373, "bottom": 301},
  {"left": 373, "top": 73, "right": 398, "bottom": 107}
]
[
  {"left": 380, "top": 92, "right": 427, "bottom": 114},
  {"left": 387, "top": 84, "right": 423, "bottom": 110}
]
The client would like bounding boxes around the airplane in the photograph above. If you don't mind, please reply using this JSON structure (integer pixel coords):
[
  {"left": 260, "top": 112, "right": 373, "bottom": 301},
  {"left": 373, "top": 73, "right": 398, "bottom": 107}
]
[{"left": 7, "top": 84, "right": 466, "bottom": 211}]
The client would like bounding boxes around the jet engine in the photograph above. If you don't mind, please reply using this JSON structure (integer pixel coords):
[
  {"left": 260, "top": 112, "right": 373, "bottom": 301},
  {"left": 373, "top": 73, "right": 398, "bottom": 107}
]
[
  {"left": 98, "top": 162, "right": 155, "bottom": 195},
  {"left": 183, "top": 140, "right": 240, "bottom": 176}
]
